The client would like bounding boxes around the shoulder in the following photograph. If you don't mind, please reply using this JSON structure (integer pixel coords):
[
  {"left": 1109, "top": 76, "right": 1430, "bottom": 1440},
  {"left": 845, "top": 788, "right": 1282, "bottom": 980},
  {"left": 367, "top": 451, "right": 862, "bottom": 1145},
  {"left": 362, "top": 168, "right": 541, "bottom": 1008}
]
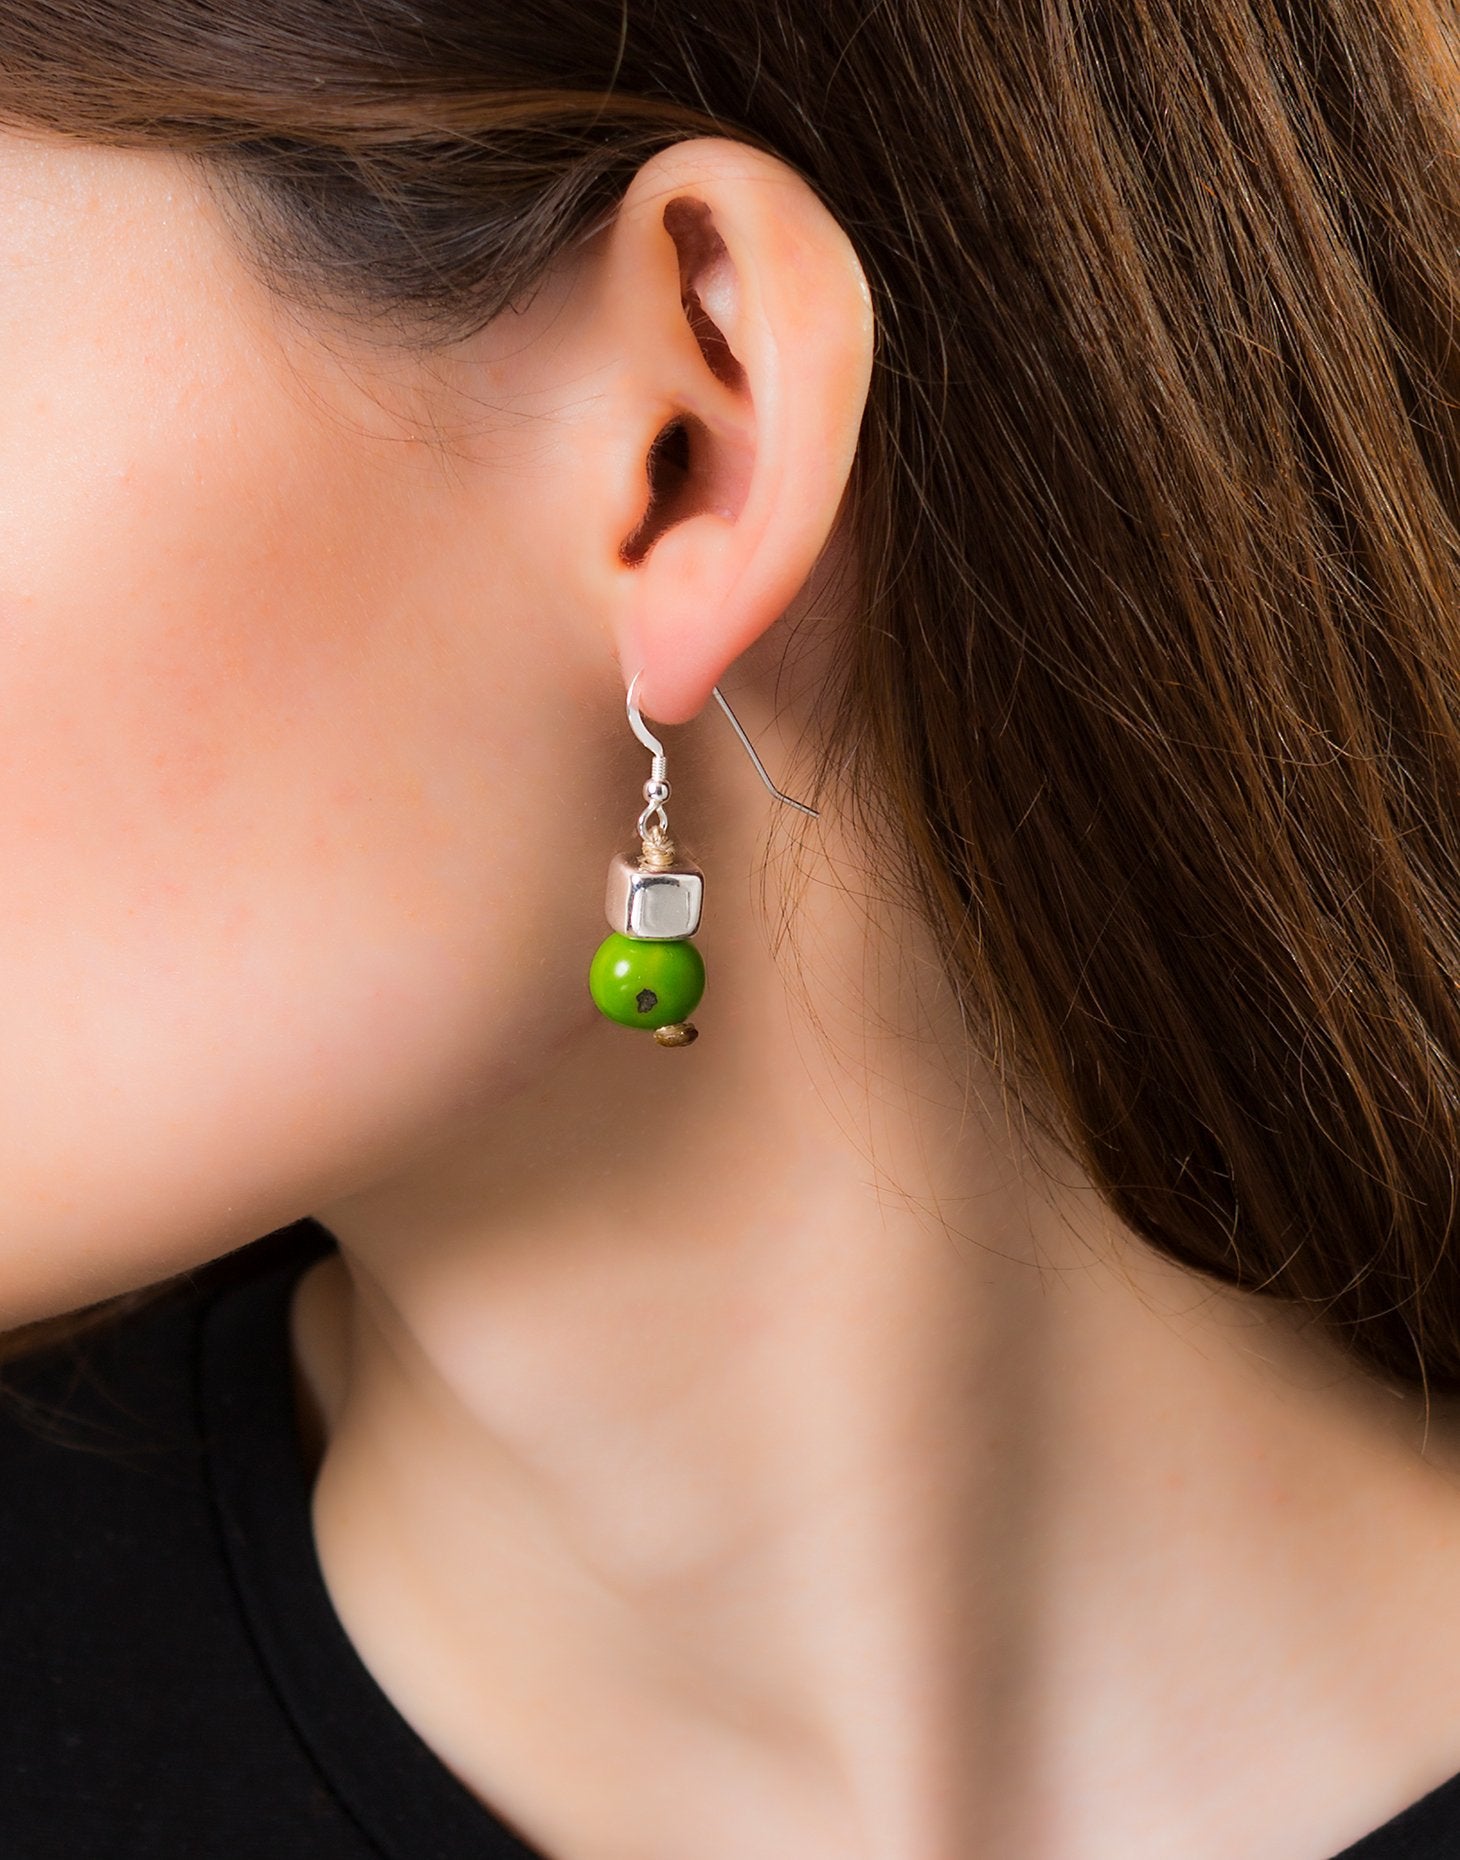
[
  {"left": 0, "top": 1218, "right": 331, "bottom": 1498},
  {"left": 0, "top": 1220, "right": 353, "bottom": 1856}
]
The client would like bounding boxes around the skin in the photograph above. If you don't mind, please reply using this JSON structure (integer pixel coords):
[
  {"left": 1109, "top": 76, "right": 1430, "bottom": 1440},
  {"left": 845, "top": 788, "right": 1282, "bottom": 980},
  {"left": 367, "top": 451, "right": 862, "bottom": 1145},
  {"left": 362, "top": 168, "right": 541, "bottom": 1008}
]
[{"left": 6, "top": 121, "right": 1460, "bottom": 1860}]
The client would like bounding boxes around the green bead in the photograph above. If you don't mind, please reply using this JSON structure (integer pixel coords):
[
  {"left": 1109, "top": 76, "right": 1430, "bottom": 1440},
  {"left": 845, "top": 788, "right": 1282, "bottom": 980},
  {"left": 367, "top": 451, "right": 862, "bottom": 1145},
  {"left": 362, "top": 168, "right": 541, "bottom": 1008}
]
[{"left": 588, "top": 932, "right": 706, "bottom": 1029}]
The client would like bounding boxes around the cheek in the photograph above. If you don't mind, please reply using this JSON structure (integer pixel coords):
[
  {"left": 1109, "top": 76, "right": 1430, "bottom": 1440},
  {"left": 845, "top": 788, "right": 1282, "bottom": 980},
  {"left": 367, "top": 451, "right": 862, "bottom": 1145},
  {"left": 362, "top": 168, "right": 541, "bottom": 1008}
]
[{"left": 0, "top": 365, "right": 596, "bottom": 1325}]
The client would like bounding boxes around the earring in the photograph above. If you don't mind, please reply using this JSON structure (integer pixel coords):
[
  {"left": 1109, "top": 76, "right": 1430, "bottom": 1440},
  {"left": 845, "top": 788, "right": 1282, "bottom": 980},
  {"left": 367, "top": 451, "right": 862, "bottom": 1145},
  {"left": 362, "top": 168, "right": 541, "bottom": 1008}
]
[{"left": 587, "top": 670, "right": 820, "bottom": 1048}]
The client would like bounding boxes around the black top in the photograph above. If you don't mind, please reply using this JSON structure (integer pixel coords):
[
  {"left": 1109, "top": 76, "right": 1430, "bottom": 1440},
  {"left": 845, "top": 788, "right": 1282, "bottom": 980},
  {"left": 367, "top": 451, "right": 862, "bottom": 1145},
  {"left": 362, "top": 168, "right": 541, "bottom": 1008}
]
[{"left": 0, "top": 1218, "right": 1455, "bottom": 1860}]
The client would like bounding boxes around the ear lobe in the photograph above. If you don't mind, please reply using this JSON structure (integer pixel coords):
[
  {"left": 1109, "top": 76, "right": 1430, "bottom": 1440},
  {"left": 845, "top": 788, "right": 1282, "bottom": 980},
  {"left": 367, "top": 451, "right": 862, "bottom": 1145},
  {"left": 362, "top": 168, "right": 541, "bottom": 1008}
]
[{"left": 600, "top": 139, "right": 874, "bottom": 727}]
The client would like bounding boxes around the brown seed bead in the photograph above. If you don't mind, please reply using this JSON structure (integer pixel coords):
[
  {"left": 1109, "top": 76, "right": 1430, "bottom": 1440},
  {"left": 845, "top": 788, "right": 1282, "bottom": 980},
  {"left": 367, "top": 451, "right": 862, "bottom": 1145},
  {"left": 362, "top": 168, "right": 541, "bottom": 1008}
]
[{"left": 653, "top": 1020, "right": 699, "bottom": 1047}]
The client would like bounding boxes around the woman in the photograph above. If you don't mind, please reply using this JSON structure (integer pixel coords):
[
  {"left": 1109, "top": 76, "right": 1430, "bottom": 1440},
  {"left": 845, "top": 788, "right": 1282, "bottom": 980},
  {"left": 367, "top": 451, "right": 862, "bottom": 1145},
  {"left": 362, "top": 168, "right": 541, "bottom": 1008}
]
[{"left": 0, "top": 1, "right": 1458, "bottom": 1854}]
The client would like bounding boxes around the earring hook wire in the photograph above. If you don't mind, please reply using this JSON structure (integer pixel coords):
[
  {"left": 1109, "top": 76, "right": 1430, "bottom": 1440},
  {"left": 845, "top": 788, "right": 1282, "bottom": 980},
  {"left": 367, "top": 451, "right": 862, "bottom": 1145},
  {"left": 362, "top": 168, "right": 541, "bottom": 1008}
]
[{"left": 625, "top": 669, "right": 820, "bottom": 820}]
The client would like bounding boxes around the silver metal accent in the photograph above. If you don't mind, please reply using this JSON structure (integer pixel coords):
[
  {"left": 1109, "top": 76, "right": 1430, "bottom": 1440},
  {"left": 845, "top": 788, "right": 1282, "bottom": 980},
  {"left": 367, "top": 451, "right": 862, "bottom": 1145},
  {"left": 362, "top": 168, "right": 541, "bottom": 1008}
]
[{"left": 605, "top": 850, "right": 704, "bottom": 939}]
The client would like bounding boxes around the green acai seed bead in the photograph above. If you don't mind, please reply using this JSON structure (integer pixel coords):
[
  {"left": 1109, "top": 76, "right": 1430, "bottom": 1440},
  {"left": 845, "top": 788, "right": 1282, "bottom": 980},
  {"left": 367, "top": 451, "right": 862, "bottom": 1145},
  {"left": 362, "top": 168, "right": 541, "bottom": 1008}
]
[{"left": 588, "top": 932, "right": 706, "bottom": 1029}]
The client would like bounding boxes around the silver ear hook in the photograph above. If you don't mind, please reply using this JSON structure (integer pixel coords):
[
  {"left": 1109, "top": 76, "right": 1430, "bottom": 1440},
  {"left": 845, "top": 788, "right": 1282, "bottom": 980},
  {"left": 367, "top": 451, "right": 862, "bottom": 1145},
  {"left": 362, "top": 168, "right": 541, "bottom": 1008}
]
[{"left": 625, "top": 670, "right": 821, "bottom": 823}]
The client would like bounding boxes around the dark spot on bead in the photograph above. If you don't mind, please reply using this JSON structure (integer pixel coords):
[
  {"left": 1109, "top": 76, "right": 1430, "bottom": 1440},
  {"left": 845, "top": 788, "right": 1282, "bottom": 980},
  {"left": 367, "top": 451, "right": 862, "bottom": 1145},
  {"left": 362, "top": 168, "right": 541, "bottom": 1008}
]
[{"left": 636, "top": 988, "right": 658, "bottom": 1013}]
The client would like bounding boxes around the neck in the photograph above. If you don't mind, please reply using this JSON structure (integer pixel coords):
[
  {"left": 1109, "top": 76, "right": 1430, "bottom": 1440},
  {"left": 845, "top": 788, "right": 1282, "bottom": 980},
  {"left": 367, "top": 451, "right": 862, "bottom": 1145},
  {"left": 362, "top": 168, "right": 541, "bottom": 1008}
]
[{"left": 291, "top": 760, "right": 1460, "bottom": 1860}]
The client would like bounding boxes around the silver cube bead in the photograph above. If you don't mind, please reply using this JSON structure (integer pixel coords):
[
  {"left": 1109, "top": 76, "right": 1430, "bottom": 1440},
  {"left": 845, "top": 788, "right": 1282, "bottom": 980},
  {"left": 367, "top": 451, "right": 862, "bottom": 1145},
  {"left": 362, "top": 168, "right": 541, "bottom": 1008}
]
[{"left": 605, "top": 850, "right": 703, "bottom": 940}]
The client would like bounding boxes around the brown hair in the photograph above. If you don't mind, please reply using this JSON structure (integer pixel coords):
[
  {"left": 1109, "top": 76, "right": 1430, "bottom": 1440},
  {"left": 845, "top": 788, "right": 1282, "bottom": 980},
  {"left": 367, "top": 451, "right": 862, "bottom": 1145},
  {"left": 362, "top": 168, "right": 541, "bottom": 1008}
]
[{"left": 5, "top": 1, "right": 1460, "bottom": 1398}]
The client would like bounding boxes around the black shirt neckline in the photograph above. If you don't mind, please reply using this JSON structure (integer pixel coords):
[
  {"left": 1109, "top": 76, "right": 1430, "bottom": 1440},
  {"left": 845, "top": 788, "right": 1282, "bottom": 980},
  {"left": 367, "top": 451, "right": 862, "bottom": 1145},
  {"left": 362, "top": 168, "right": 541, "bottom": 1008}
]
[
  {"left": 1332, "top": 1765, "right": 1460, "bottom": 1859},
  {"left": 192, "top": 1222, "right": 1460, "bottom": 1860},
  {"left": 196, "top": 1227, "right": 547, "bottom": 1860}
]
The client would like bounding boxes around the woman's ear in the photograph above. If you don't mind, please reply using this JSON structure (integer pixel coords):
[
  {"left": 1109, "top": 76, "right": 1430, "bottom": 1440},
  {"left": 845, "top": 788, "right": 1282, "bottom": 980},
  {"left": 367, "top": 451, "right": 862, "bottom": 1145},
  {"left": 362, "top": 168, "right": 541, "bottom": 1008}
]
[{"left": 581, "top": 136, "right": 874, "bottom": 726}]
